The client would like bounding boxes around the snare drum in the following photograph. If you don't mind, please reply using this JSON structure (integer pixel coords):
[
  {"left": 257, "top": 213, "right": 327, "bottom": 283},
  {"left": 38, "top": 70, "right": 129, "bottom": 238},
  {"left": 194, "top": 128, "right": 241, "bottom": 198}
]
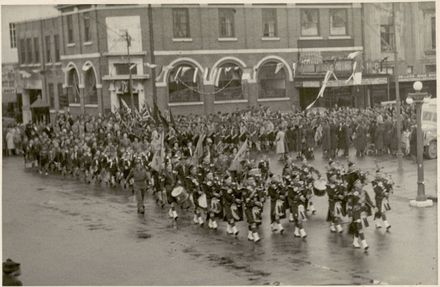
[
  {"left": 313, "top": 178, "right": 327, "bottom": 197},
  {"left": 171, "top": 186, "right": 189, "bottom": 204}
]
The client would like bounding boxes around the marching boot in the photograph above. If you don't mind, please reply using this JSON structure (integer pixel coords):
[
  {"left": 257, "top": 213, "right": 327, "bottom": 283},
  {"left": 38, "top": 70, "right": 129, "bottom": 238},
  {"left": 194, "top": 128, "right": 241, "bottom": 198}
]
[
  {"left": 168, "top": 208, "right": 174, "bottom": 218},
  {"left": 330, "top": 223, "right": 336, "bottom": 233},
  {"left": 208, "top": 219, "right": 213, "bottom": 229},
  {"left": 289, "top": 213, "right": 294, "bottom": 222},
  {"left": 253, "top": 232, "right": 261, "bottom": 243},
  {"left": 212, "top": 220, "right": 218, "bottom": 230},
  {"left": 294, "top": 227, "right": 300, "bottom": 237},
  {"left": 226, "top": 224, "right": 233, "bottom": 235},
  {"left": 198, "top": 216, "right": 204, "bottom": 226},
  {"left": 352, "top": 236, "right": 361, "bottom": 248},
  {"left": 361, "top": 239, "right": 369, "bottom": 250},
  {"left": 271, "top": 223, "right": 278, "bottom": 232},
  {"left": 300, "top": 228, "right": 307, "bottom": 238},
  {"left": 336, "top": 224, "right": 343, "bottom": 233},
  {"left": 375, "top": 219, "right": 383, "bottom": 229},
  {"left": 247, "top": 231, "right": 254, "bottom": 241},
  {"left": 193, "top": 214, "right": 199, "bottom": 224},
  {"left": 278, "top": 223, "right": 284, "bottom": 234},
  {"left": 232, "top": 226, "right": 239, "bottom": 236},
  {"left": 172, "top": 210, "right": 178, "bottom": 220},
  {"left": 383, "top": 220, "right": 391, "bottom": 230}
]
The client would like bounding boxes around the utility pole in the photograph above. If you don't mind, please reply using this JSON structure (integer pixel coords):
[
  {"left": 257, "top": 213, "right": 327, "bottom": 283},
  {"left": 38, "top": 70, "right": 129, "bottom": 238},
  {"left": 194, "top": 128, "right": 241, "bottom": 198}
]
[
  {"left": 123, "top": 30, "right": 135, "bottom": 111},
  {"left": 393, "top": 2, "right": 403, "bottom": 172},
  {"left": 148, "top": 4, "right": 157, "bottom": 105}
]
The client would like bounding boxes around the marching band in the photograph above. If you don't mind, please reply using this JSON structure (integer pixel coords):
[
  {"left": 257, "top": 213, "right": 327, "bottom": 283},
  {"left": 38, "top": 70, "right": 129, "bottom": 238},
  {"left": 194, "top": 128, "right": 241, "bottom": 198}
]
[{"left": 22, "top": 109, "right": 395, "bottom": 252}]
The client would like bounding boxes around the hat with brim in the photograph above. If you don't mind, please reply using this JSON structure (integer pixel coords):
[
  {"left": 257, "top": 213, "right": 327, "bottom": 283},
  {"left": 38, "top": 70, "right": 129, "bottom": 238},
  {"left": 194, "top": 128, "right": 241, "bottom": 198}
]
[{"left": 3, "top": 259, "right": 20, "bottom": 274}]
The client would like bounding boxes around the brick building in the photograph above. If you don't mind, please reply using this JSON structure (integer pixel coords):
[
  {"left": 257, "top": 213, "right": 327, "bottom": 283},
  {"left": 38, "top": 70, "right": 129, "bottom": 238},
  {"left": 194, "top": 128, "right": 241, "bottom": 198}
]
[{"left": 13, "top": 3, "right": 436, "bottom": 122}]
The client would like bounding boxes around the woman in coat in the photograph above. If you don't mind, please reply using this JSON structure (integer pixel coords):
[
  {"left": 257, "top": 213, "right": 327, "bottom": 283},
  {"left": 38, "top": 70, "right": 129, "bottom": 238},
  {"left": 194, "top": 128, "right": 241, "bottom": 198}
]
[
  {"left": 321, "top": 120, "right": 331, "bottom": 158},
  {"left": 275, "top": 128, "right": 286, "bottom": 161}
]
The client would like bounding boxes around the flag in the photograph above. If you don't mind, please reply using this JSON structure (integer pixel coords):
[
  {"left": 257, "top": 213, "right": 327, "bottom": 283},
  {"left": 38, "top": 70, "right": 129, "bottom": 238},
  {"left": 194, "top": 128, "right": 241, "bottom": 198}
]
[
  {"left": 192, "top": 133, "right": 205, "bottom": 165},
  {"left": 229, "top": 139, "right": 248, "bottom": 171},
  {"left": 347, "top": 51, "right": 362, "bottom": 59},
  {"left": 214, "top": 67, "right": 223, "bottom": 87},
  {"left": 170, "top": 109, "right": 176, "bottom": 127},
  {"left": 180, "top": 66, "right": 191, "bottom": 77},
  {"left": 274, "top": 63, "right": 284, "bottom": 74},
  {"left": 152, "top": 101, "right": 160, "bottom": 124},
  {"left": 225, "top": 67, "right": 232, "bottom": 73},
  {"left": 193, "top": 67, "right": 198, "bottom": 83},
  {"left": 174, "top": 66, "right": 183, "bottom": 81},
  {"left": 146, "top": 62, "right": 158, "bottom": 69},
  {"left": 150, "top": 132, "right": 165, "bottom": 172},
  {"left": 306, "top": 70, "right": 332, "bottom": 110}
]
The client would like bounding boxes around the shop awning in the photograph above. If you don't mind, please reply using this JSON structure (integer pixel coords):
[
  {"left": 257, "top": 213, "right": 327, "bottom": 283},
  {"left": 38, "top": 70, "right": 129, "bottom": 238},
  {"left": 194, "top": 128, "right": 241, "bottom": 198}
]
[{"left": 30, "top": 97, "right": 49, "bottom": 108}]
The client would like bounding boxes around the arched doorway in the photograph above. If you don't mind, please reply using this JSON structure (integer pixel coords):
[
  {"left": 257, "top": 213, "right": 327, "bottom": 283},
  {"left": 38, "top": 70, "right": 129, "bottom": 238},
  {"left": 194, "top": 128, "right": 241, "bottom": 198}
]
[
  {"left": 258, "top": 61, "right": 287, "bottom": 99},
  {"left": 84, "top": 68, "right": 98, "bottom": 105},
  {"left": 214, "top": 63, "right": 243, "bottom": 101},
  {"left": 168, "top": 64, "right": 201, "bottom": 103},
  {"left": 66, "top": 68, "right": 80, "bottom": 104}
]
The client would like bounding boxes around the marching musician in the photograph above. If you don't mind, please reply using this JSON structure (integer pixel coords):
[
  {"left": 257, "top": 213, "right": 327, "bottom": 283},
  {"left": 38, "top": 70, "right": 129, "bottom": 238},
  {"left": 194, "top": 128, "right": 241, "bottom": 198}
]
[
  {"left": 268, "top": 174, "right": 285, "bottom": 234},
  {"left": 222, "top": 175, "right": 240, "bottom": 237},
  {"left": 326, "top": 174, "right": 345, "bottom": 233},
  {"left": 244, "top": 176, "right": 264, "bottom": 242},
  {"left": 187, "top": 165, "right": 205, "bottom": 226},
  {"left": 286, "top": 173, "right": 307, "bottom": 238},
  {"left": 258, "top": 155, "right": 270, "bottom": 182},
  {"left": 372, "top": 170, "right": 393, "bottom": 230},
  {"left": 347, "top": 178, "right": 375, "bottom": 250},
  {"left": 300, "top": 162, "right": 318, "bottom": 215},
  {"left": 164, "top": 161, "right": 179, "bottom": 220},
  {"left": 203, "top": 171, "right": 222, "bottom": 230}
]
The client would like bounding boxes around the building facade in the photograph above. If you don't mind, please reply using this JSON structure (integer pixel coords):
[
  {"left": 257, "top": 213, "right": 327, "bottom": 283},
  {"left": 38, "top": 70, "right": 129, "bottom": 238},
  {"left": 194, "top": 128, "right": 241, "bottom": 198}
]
[
  {"left": 1, "top": 5, "right": 59, "bottom": 122},
  {"left": 12, "top": 2, "right": 436, "bottom": 122},
  {"left": 362, "top": 2, "right": 436, "bottom": 104}
]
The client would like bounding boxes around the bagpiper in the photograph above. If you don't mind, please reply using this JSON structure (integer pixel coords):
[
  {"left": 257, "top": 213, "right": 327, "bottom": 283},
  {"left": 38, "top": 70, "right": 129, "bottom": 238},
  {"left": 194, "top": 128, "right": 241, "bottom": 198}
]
[
  {"left": 286, "top": 173, "right": 308, "bottom": 238},
  {"left": 268, "top": 174, "right": 286, "bottom": 234},
  {"left": 326, "top": 173, "right": 346, "bottom": 233},
  {"left": 222, "top": 175, "right": 242, "bottom": 237},
  {"left": 243, "top": 176, "right": 264, "bottom": 242},
  {"left": 347, "top": 178, "right": 375, "bottom": 250},
  {"left": 372, "top": 170, "right": 393, "bottom": 230}
]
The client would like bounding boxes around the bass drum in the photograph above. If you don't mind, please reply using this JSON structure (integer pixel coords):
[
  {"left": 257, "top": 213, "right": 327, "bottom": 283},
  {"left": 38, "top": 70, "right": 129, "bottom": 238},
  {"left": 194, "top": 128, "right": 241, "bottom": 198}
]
[
  {"left": 197, "top": 193, "right": 208, "bottom": 209},
  {"left": 313, "top": 178, "right": 327, "bottom": 197}
]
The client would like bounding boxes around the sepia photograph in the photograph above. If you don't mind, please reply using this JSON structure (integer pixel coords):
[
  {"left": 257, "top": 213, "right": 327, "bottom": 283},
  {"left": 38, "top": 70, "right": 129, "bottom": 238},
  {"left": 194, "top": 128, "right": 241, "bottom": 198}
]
[{"left": 1, "top": 1, "right": 438, "bottom": 285}]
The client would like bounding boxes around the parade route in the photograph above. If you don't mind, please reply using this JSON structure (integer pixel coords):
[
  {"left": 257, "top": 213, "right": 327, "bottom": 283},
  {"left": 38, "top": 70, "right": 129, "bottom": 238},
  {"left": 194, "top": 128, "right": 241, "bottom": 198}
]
[{"left": 2, "top": 151, "right": 437, "bottom": 285}]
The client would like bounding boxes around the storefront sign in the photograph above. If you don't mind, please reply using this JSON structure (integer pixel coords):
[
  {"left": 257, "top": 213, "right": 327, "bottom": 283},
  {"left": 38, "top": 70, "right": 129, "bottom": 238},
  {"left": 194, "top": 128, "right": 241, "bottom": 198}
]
[{"left": 398, "top": 74, "right": 436, "bottom": 82}]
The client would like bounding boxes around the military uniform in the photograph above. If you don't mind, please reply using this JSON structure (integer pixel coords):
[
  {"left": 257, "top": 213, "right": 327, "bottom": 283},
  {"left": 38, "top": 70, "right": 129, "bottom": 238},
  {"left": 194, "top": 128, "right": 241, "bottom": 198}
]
[{"left": 372, "top": 173, "right": 393, "bottom": 230}]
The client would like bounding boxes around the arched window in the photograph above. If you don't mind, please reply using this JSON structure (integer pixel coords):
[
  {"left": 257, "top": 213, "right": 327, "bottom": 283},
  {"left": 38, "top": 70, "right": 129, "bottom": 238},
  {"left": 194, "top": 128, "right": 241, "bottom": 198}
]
[
  {"left": 214, "top": 63, "right": 243, "bottom": 101},
  {"left": 168, "top": 64, "right": 201, "bottom": 103},
  {"left": 84, "top": 68, "right": 97, "bottom": 104},
  {"left": 66, "top": 68, "right": 80, "bottom": 104},
  {"left": 258, "top": 61, "right": 287, "bottom": 99}
]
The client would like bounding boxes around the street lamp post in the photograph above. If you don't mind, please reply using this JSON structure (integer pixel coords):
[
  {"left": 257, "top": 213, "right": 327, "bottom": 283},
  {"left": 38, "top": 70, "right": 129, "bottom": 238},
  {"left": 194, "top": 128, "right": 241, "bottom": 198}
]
[{"left": 406, "top": 81, "right": 433, "bottom": 207}]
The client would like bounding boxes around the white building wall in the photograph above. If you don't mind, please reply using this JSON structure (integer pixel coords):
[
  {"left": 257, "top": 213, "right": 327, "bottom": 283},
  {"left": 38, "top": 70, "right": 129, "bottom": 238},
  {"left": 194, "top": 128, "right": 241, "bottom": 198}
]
[{"left": 1, "top": 5, "right": 59, "bottom": 64}]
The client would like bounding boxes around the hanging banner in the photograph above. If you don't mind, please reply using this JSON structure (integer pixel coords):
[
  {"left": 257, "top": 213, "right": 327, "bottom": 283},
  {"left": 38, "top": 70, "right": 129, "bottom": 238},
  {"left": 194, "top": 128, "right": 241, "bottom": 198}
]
[
  {"left": 193, "top": 67, "right": 198, "bottom": 83},
  {"left": 274, "top": 63, "right": 284, "bottom": 74}
]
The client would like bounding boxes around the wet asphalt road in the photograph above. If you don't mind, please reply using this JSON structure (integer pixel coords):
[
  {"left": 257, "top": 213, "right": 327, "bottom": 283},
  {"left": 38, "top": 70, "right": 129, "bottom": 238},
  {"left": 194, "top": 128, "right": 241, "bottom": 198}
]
[{"left": 2, "top": 150, "right": 438, "bottom": 285}]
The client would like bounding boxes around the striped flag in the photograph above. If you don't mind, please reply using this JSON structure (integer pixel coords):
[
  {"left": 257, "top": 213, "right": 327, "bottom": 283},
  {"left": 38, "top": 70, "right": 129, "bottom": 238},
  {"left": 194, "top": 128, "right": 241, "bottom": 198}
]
[
  {"left": 192, "top": 133, "right": 205, "bottom": 165},
  {"left": 306, "top": 70, "right": 332, "bottom": 110},
  {"left": 229, "top": 139, "right": 248, "bottom": 171}
]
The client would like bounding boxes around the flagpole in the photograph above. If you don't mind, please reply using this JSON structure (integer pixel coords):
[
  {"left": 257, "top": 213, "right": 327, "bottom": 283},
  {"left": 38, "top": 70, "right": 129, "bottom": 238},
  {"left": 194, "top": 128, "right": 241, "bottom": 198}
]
[
  {"left": 124, "top": 31, "right": 135, "bottom": 111},
  {"left": 393, "top": 3, "right": 403, "bottom": 173}
]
